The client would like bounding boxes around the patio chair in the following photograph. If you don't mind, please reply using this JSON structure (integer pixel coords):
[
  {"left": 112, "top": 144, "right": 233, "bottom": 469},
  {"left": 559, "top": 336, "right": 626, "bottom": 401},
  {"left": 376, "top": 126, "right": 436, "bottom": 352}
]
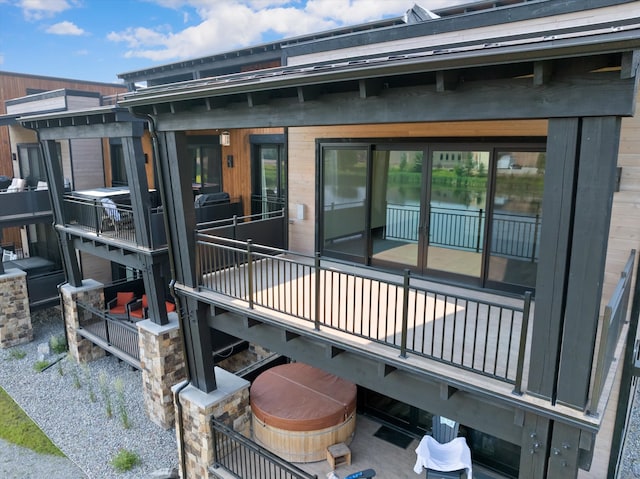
[
  {"left": 100, "top": 198, "right": 133, "bottom": 234},
  {"left": 413, "top": 417, "right": 471, "bottom": 479},
  {"left": 127, "top": 294, "right": 148, "bottom": 321},
  {"left": 107, "top": 291, "right": 136, "bottom": 319}
]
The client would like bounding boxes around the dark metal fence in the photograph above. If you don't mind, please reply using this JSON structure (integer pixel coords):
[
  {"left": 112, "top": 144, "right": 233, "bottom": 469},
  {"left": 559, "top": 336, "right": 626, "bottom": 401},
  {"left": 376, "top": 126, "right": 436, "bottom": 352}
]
[
  {"left": 385, "top": 204, "right": 541, "bottom": 261},
  {"left": 211, "top": 419, "right": 317, "bottom": 479},
  {"left": 197, "top": 235, "right": 532, "bottom": 388},
  {"left": 76, "top": 301, "right": 140, "bottom": 369},
  {"left": 64, "top": 197, "right": 137, "bottom": 244},
  {"left": 587, "top": 249, "right": 636, "bottom": 416}
]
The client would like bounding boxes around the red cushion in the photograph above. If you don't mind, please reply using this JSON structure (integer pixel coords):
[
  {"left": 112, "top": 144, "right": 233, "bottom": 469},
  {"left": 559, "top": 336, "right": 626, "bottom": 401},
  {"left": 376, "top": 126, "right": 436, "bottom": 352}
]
[
  {"left": 130, "top": 308, "right": 145, "bottom": 319},
  {"left": 165, "top": 301, "right": 176, "bottom": 313},
  {"left": 117, "top": 291, "right": 135, "bottom": 305},
  {"left": 141, "top": 294, "right": 148, "bottom": 308}
]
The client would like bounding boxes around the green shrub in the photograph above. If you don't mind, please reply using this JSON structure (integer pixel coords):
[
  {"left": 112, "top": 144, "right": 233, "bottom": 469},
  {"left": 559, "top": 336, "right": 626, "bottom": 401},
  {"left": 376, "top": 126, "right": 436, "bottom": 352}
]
[
  {"left": 33, "top": 360, "right": 50, "bottom": 372},
  {"left": 99, "top": 372, "right": 112, "bottom": 418},
  {"left": 114, "top": 378, "right": 131, "bottom": 429},
  {"left": 111, "top": 448, "right": 140, "bottom": 472},
  {"left": 7, "top": 349, "right": 26, "bottom": 360},
  {"left": 49, "top": 334, "right": 67, "bottom": 354}
]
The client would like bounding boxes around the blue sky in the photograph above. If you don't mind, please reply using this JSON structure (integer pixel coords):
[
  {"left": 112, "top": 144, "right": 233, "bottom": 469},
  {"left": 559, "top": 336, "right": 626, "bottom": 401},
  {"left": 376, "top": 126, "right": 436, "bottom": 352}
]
[{"left": 0, "top": 0, "right": 469, "bottom": 85}]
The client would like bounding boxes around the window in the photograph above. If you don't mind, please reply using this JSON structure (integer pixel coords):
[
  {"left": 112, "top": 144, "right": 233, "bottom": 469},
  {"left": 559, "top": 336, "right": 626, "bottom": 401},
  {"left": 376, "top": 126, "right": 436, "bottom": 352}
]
[
  {"left": 189, "top": 136, "right": 222, "bottom": 194},
  {"left": 18, "top": 143, "right": 59, "bottom": 188}
]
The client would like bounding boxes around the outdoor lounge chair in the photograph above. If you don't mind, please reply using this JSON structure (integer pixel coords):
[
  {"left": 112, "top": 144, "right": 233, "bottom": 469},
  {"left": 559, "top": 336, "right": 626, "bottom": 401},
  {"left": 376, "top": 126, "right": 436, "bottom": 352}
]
[
  {"left": 413, "top": 417, "right": 471, "bottom": 479},
  {"left": 128, "top": 294, "right": 148, "bottom": 321},
  {"left": 100, "top": 198, "right": 133, "bottom": 234},
  {"left": 107, "top": 291, "right": 136, "bottom": 318},
  {"left": 128, "top": 294, "right": 176, "bottom": 321}
]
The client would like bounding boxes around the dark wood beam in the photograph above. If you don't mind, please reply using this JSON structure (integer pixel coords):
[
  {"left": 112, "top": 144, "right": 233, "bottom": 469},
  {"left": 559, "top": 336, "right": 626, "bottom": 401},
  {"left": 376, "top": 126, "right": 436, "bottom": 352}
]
[
  {"left": 153, "top": 73, "right": 637, "bottom": 131},
  {"left": 533, "top": 60, "right": 553, "bottom": 86},
  {"left": 527, "top": 118, "right": 580, "bottom": 402},
  {"left": 556, "top": 116, "right": 621, "bottom": 410},
  {"left": 358, "top": 78, "right": 384, "bottom": 98},
  {"left": 621, "top": 50, "right": 640, "bottom": 79},
  {"left": 436, "top": 71, "right": 459, "bottom": 92},
  {"left": 297, "top": 85, "right": 322, "bottom": 102},
  {"left": 247, "top": 91, "right": 270, "bottom": 107}
]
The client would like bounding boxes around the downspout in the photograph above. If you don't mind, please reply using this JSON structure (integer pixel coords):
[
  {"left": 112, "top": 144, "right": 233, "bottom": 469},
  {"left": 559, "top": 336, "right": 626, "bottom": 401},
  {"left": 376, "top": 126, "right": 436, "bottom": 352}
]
[{"left": 134, "top": 111, "right": 191, "bottom": 478}]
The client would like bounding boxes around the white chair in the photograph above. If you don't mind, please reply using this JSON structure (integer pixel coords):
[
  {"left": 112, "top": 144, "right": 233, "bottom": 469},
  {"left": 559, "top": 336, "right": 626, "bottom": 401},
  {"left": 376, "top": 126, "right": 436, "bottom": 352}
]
[
  {"left": 2, "top": 249, "right": 17, "bottom": 262},
  {"left": 7, "top": 178, "right": 26, "bottom": 192},
  {"left": 36, "top": 181, "right": 48, "bottom": 190},
  {"left": 413, "top": 417, "right": 471, "bottom": 479}
]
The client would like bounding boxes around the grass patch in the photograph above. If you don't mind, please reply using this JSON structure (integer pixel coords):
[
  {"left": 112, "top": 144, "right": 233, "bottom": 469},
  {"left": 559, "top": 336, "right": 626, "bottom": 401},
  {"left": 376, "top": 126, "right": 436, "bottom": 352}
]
[
  {"left": 7, "top": 349, "right": 26, "bottom": 360},
  {"left": 33, "top": 360, "right": 50, "bottom": 372},
  {"left": 111, "top": 448, "right": 140, "bottom": 472},
  {"left": 0, "top": 387, "right": 64, "bottom": 456}
]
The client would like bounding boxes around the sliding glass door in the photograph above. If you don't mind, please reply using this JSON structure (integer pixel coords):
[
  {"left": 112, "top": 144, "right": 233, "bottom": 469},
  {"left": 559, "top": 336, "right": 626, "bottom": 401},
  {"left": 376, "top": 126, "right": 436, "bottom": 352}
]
[
  {"left": 425, "top": 148, "right": 489, "bottom": 279},
  {"left": 319, "top": 141, "right": 544, "bottom": 293}
]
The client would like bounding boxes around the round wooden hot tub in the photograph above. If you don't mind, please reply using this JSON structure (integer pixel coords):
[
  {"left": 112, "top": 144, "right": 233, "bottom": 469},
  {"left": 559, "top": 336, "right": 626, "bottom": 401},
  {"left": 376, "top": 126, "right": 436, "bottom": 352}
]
[{"left": 250, "top": 363, "right": 357, "bottom": 463}]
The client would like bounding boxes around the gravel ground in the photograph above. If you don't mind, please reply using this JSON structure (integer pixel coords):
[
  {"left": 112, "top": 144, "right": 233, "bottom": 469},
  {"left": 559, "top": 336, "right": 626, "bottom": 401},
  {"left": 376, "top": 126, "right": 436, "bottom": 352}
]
[
  {"left": 620, "top": 381, "right": 640, "bottom": 478},
  {"left": 0, "top": 307, "right": 178, "bottom": 479},
  {"left": 1, "top": 306, "right": 640, "bottom": 478}
]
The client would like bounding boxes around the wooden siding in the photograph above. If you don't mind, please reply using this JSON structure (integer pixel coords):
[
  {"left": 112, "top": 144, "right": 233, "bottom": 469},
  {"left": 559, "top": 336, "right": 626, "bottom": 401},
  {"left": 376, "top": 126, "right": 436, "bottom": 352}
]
[
  {"left": 0, "top": 72, "right": 127, "bottom": 177},
  {"left": 70, "top": 138, "right": 105, "bottom": 190},
  {"left": 288, "top": 3, "right": 640, "bottom": 66},
  {"left": 187, "top": 127, "right": 284, "bottom": 215},
  {"left": 287, "top": 120, "right": 548, "bottom": 255}
]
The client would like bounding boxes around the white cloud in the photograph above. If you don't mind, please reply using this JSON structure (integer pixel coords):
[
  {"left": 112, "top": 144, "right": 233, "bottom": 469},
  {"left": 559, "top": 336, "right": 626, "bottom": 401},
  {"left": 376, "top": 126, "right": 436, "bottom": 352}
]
[
  {"left": 109, "top": 0, "right": 470, "bottom": 62},
  {"left": 17, "top": 0, "right": 78, "bottom": 21},
  {"left": 46, "top": 20, "right": 86, "bottom": 35}
]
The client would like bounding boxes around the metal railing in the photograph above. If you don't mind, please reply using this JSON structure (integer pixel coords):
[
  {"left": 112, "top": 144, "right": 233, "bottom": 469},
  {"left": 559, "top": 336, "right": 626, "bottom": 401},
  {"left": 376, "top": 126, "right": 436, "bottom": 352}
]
[
  {"left": 384, "top": 204, "right": 541, "bottom": 261},
  {"left": 211, "top": 419, "right": 317, "bottom": 479},
  {"left": 64, "top": 197, "right": 137, "bottom": 244},
  {"left": 197, "top": 235, "right": 532, "bottom": 387},
  {"left": 587, "top": 249, "right": 636, "bottom": 415},
  {"left": 76, "top": 301, "right": 140, "bottom": 369}
]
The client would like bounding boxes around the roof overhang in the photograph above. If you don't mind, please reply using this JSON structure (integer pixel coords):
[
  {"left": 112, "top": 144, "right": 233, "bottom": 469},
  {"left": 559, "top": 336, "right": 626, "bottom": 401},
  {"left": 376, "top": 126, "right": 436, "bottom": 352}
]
[{"left": 119, "top": 22, "right": 640, "bottom": 108}]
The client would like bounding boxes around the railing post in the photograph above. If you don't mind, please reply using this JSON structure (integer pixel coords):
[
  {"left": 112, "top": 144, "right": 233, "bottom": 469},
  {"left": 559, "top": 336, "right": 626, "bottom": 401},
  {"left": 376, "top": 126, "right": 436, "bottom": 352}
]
[
  {"left": 513, "top": 291, "right": 532, "bottom": 395},
  {"left": 531, "top": 213, "right": 540, "bottom": 262},
  {"left": 233, "top": 215, "right": 238, "bottom": 241},
  {"left": 314, "top": 252, "right": 321, "bottom": 331},
  {"left": 95, "top": 202, "right": 101, "bottom": 236},
  {"left": 475, "top": 209, "right": 483, "bottom": 252},
  {"left": 247, "top": 240, "right": 254, "bottom": 309},
  {"left": 400, "top": 269, "right": 410, "bottom": 358},
  {"left": 586, "top": 306, "right": 612, "bottom": 416}
]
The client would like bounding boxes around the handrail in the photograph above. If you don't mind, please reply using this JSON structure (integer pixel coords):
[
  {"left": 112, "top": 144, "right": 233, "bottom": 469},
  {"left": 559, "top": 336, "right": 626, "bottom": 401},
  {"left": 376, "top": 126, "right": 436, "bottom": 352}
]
[
  {"left": 197, "top": 234, "right": 531, "bottom": 384},
  {"left": 586, "top": 249, "right": 636, "bottom": 416},
  {"left": 211, "top": 418, "right": 317, "bottom": 479},
  {"left": 76, "top": 300, "right": 140, "bottom": 368}
]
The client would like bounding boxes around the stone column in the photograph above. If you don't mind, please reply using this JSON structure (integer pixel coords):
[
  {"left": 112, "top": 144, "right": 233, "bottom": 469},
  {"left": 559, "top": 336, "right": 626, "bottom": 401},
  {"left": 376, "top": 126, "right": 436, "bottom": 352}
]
[
  {"left": 60, "top": 280, "right": 105, "bottom": 362},
  {"left": 138, "top": 313, "right": 187, "bottom": 429},
  {"left": 173, "top": 368, "right": 251, "bottom": 479},
  {"left": 0, "top": 269, "right": 32, "bottom": 348}
]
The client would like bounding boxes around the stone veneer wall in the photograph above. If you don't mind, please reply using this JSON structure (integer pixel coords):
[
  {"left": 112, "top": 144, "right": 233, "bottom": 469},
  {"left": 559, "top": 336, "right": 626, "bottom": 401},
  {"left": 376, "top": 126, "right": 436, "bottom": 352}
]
[
  {"left": 174, "top": 368, "right": 251, "bottom": 479},
  {"left": 0, "top": 269, "right": 32, "bottom": 348},
  {"left": 138, "top": 313, "right": 187, "bottom": 429},
  {"left": 60, "top": 280, "right": 105, "bottom": 362}
]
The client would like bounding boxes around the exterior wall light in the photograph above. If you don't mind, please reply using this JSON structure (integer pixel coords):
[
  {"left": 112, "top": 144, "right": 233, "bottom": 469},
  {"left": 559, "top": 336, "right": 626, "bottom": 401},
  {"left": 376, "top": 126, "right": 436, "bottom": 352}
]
[{"left": 220, "top": 131, "right": 231, "bottom": 146}]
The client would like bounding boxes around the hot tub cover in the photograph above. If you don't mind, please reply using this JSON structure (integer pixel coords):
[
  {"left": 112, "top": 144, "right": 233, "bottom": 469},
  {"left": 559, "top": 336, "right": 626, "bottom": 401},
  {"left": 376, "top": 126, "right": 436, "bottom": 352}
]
[{"left": 251, "top": 363, "right": 357, "bottom": 431}]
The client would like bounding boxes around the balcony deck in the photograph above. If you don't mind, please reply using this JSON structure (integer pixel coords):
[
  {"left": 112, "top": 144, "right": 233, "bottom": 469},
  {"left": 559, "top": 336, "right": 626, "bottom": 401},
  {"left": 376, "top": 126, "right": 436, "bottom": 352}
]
[{"left": 191, "top": 236, "right": 623, "bottom": 434}]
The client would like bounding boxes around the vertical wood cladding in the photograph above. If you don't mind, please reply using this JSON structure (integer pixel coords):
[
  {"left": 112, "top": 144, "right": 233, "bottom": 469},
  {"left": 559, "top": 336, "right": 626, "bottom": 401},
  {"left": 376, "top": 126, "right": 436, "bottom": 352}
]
[{"left": 0, "top": 72, "right": 127, "bottom": 177}]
